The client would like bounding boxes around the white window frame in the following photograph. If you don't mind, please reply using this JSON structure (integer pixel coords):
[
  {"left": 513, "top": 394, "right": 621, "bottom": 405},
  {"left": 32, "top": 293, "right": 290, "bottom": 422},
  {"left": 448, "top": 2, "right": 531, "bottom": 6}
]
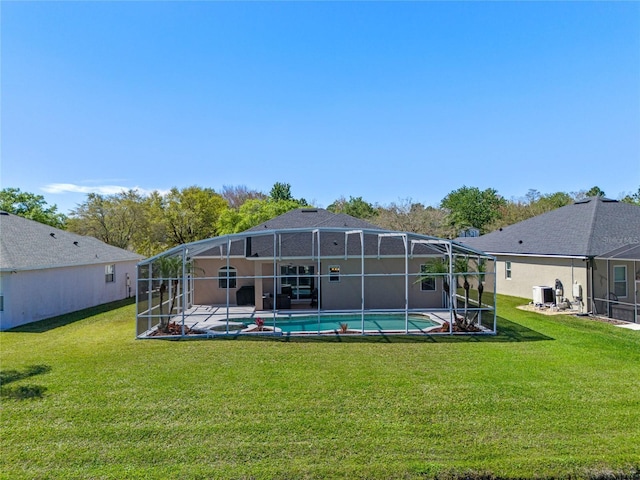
[
  {"left": 613, "top": 265, "right": 627, "bottom": 298},
  {"left": 105, "top": 264, "right": 115, "bottom": 283},
  {"left": 328, "top": 265, "right": 340, "bottom": 283},
  {"left": 218, "top": 266, "right": 237, "bottom": 289},
  {"left": 505, "top": 261, "right": 512, "bottom": 280}
]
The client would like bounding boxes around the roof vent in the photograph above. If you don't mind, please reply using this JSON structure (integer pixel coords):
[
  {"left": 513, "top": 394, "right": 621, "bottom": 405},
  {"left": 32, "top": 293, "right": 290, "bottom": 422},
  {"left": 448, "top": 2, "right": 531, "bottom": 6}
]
[
  {"left": 73, "top": 241, "right": 79, "bottom": 246},
  {"left": 50, "top": 233, "right": 56, "bottom": 238},
  {"left": 301, "top": 209, "right": 318, "bottom": 213},
  {"left": 0, "top": 211, "right": 9, "bottom": 216}
]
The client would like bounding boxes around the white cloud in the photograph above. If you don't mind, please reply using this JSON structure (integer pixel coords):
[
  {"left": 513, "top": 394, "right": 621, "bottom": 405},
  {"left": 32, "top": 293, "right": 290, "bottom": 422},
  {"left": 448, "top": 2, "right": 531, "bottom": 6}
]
[{"left": 42, "top": 183, "right": 170, "bottom": 196}]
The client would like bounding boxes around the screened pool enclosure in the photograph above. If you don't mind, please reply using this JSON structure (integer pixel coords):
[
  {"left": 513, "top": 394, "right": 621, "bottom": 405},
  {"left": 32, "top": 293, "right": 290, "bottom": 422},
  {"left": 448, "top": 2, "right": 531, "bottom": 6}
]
[{"left": 136, "top": 226, "right": 496, "bottom": 338}]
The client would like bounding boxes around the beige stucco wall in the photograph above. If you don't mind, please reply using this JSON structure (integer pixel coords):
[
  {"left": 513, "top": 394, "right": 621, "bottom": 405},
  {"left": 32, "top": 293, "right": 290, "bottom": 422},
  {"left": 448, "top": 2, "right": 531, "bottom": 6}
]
[
  {"left": 192, "top": 257, "right": 256, "bottom": 305},
  {"left": 492, "top": 255, "right": 588, "bottom": 303},
  {"left": 0, "top": 260, "right": 138, "bottom": 331},
  {"left": 192, "top": 256, "right": 447, "bottom": 310},
  {"left": 592, "top": 259, "right": 639, "bottom": 320}
]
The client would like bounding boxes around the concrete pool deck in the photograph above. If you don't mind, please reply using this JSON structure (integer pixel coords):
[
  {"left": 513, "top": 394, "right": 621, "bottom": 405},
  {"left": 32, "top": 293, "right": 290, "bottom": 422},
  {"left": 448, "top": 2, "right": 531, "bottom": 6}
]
[{"left": 152, "top": 305, "right": 456, "bottom": 335}]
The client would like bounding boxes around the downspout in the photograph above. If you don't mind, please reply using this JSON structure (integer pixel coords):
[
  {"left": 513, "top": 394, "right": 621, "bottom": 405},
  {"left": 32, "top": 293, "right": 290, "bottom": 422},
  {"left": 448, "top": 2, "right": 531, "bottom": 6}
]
[{"left": 589, "top": 257, "right": 596, "bottom": 315}]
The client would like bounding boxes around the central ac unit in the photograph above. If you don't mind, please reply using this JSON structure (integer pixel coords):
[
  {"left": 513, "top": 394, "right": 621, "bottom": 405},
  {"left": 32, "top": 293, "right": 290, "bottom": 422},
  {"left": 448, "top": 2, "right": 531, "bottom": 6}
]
[{"left": 533, "top": 286, "right": 554, "bottom": 305}]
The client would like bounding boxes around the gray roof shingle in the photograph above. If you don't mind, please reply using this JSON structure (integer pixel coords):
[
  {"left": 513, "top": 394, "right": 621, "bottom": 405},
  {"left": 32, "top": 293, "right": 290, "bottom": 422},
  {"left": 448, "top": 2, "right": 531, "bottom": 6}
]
[
  {"left": 246, "top": 208, "right": 382, "bottom": 231},
  {"left": 196, "top": 209, "right": 449, "bottom": 258},
  {"left": 597, "top": 243, "right": 640, "bottom": 261},
  {"left": 0, "top": 212, "right": 143, "bottom": 271},
  {"left": 459, "top": 197, "right": 640, "bottom": 257}
]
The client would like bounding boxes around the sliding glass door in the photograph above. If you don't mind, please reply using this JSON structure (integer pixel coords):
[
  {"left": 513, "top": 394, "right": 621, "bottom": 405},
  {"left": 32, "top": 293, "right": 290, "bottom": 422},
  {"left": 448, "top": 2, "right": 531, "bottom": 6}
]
[{"left": 280, "top": 265, "right": 315, "bottom": 300}]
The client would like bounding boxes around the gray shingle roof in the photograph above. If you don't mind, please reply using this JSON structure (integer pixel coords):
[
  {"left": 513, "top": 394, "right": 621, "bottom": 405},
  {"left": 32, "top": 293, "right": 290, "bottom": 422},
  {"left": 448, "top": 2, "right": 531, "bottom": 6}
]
[
  {"left": 246, "top": 208, "right": 382, "bottom": 231},
  {"left": 195, "top": 209, "right": 455, "bottom": 258},
  {"left": 597, "top": 243, "right": 640, "bottom": 261},
  {"left": 458, "top": 197, "right": 640, "bottom": 257},
  {"left": 0, "top": 212, "right": 143, "bottom": 271}
]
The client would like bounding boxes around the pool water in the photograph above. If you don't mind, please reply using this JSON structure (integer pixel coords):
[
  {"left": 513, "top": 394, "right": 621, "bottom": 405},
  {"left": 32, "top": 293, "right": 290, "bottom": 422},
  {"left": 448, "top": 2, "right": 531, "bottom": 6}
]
[{"left": 256, "top": 313, "right": 439, "bottom": 333}]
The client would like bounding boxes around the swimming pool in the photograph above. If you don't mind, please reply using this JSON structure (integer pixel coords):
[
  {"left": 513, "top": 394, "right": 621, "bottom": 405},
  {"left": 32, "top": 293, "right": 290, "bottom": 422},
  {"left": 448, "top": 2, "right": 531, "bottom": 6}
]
[{"left": 251, "top": 313, "right": 439, "bottom": 334}]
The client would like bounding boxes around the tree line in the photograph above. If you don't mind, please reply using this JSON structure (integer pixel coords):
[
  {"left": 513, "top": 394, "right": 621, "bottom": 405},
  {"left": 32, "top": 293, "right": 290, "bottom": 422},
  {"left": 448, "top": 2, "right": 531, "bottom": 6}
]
[{"left": 2, "top": 184, "right": 639, "bottom": 256}]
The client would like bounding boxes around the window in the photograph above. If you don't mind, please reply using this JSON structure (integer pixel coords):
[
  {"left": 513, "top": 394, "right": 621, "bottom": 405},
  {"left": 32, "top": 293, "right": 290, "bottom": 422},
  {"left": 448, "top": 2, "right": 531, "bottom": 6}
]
[
  {"left": 613, "top": 265, "right": 627, "bottom": 298},
  {"left": 505, "top": 261, "right": 512, "bottom": 279},
  {"left": 105, "top": 264, "right": 115, "bottom": 283},
  {"left": 329, "top": 265, "right": 340, "bottom": 283},
  {"left": 218, "top": 266, "right": 237, "bottom": 289},
  {"left": 281, "top": 265, "right": 315, "bottom": 298},
  {"left": 0, "top": 295, "right": 3, "bottom": 312},
  {"left": 419, "top": 264, "right": 436, "bottom": 291}
]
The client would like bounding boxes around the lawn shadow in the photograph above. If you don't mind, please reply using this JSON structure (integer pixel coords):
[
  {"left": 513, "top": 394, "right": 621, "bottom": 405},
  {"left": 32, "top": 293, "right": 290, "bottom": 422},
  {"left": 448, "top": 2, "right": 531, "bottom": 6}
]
[
  {"left": 0, "top": 364, "right": 51, "bottom": 400},
  {"left": 5, "top": 298, "right": 135, "bottom": 334}
]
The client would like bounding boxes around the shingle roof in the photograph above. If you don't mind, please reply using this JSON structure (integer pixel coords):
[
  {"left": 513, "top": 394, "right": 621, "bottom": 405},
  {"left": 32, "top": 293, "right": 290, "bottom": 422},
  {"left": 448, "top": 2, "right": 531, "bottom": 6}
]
[
  {"left": 194, "top": 209, "right": 461, "bottom": 258},
  {"left": 597, "top": 243, "right": 640, "bottom": 261},
  {"left": 0, "top": 212, "right": 143, "bottom": 271},
  {"left": 458, "top": 197, "right": 640, "bottom": 257},
  {"left": 246, "top": 208, "right": 382, "bottom": 231}
]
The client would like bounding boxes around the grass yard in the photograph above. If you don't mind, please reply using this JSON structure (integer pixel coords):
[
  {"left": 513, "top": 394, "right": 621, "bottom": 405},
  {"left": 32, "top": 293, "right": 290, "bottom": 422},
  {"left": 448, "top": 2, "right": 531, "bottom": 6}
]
[{"left": 1, "top": 295, "right": 639, "bottom": 479}]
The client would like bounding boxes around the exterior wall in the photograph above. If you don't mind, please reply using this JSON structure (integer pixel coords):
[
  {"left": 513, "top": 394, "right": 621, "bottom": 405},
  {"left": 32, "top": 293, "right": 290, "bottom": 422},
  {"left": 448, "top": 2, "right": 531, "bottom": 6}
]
[
  {"left": 192, "top": 256, "right": 446, "bottom": 310},
  {"left": 0, "top": 261, "right": 138, "bottom": 331},
  {"left": 192, "top": 257, "right": 256, "bottom": 306},
  {"left": 593, "top": 258, "right": 639, "bottom": 322},
  {"left": 493, "top": 255, "right": 588, "bottom": 303}
]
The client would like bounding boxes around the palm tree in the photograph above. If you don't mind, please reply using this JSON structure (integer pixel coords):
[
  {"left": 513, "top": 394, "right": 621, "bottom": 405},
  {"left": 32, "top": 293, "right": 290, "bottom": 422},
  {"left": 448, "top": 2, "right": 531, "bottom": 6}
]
[
  {"left": 454, "top": 255, "right": 471, "bottom": 325},
  {"left": 475, "top": 258, "right": 487, "bottom": 327},
  {"left": 154, "top": 256, "right": 184, "bottom": 333},
  {"left": 416, "top": 257, "right": 458, "bottom": 324}
]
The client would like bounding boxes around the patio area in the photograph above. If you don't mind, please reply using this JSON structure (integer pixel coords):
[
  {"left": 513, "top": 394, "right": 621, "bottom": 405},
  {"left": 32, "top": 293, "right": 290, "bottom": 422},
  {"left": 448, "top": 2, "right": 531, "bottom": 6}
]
[{"left": 135, "top": 209, "right": 497, "bottom": 338}]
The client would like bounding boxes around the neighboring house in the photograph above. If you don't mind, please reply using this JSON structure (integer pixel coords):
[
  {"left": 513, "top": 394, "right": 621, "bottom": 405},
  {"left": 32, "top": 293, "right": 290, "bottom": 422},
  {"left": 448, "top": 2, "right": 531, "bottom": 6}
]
[
  {"left": 136, "top": 208, "right": 495, "bottom": 337},
  {"left": 459, "top": 197, "right": 640, "bottom": 323},
  {"left": 0, "top": 211, "right": 143, "bottom": 330}
]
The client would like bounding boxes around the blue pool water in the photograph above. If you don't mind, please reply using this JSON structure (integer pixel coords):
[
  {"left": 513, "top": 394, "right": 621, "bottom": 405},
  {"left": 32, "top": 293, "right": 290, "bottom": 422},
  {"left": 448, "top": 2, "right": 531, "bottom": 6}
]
[{"left": 257, "top": 313, "right": 438, "bottom": 333}]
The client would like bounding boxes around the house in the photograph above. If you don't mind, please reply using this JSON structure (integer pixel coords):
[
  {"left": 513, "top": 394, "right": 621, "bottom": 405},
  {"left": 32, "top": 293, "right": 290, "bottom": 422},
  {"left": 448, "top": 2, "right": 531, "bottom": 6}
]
[
  {"left": 458, "top": 197, "right": 640, "bottom": 323},
  {"left": 136, "top": 208, "right": 496, "bottom": 337},
  {"left": 0, "top": 211, "right": 143, "bottom": 330}
]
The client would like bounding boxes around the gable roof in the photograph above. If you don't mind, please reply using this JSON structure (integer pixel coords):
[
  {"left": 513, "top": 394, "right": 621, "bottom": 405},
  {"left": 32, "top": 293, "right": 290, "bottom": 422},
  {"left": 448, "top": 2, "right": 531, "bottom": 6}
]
[
  {"left": 459, "top": 197, "right": 640, "bottom": 257},
  {"left": 246, "top": 208, "right": 383, "bottom": 232},
  {"left": 0, "top": 212, "right": 143, "bottom": 272}
]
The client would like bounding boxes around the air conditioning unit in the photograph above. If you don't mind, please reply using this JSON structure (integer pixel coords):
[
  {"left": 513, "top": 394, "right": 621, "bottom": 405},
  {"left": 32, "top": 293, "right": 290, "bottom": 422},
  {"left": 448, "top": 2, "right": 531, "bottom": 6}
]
[{"left": 533, "top": 286, "right": 554, "bottom": 305}]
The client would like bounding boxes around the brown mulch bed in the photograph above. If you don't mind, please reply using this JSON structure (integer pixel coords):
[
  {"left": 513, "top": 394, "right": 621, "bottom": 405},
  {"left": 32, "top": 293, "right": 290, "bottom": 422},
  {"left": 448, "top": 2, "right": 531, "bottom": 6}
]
[{"left": 150, "top": 322, "right": 206, "bottom": 336}]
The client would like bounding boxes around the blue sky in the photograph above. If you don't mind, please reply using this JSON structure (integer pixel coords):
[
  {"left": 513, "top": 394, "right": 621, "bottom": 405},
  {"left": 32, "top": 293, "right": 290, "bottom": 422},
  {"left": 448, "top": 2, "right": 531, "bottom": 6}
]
[{"left": 2, "top": 1, "right": 639, "bottom": 215}]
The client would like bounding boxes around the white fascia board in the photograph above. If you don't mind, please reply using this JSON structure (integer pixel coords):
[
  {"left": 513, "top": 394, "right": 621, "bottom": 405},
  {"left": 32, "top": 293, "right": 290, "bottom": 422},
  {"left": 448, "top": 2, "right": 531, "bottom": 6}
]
[{"left": 486, "top": 252, "right": 589, "bottom": 260}]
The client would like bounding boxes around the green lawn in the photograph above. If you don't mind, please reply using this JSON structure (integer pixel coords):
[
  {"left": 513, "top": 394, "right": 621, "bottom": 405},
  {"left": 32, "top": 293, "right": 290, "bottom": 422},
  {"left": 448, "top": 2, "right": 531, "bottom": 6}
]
[{"left": 1, "top": 296, "right": 639, "bottom": 479}]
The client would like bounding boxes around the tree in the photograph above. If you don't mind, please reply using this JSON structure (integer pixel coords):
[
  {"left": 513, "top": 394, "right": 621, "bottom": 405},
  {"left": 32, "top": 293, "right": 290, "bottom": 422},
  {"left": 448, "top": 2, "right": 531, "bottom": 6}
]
[
  {"left": 489, "top": 191, "right": 573, "bottom": 231},
  {"left": 453, "top": 255, "right": 474, "bottom": 326},
  {"left": 375, "top": 199, "right": 451, "bottom": 237},
  {"left": 416, "top": 258, "right": 457, "bottom": 323},
  {"left": 440, "top": 186, "right": 506, "bottom": 234},
  {"left": 0, "top": 187, "right": 67, "bottom": 228},
  {"left": 216, "top": 198, "right": 304, "bottom": 234},
  {"left": 221, "top": 185, "right": 266, "bottom": 210},
  {"left": 67, "top": 190, "right": 147, "bottom": 250},
  {"left": 621, "top": 187, "right": 640, "bottom": 206},
  {"left": 585, "top": 186, "right": 606, "bottom": 198},
  {"left": 327, "top": 196, "right": 378, "bottom": 219},
  {"left": 153, "top": 255, "right": 203, "bottom": 333},
  {"left": 162, "top": 186, "right": 228, "bottom": 245},
  {"left": 269, "top": 182, "right": 293, "bottom": 201}
]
